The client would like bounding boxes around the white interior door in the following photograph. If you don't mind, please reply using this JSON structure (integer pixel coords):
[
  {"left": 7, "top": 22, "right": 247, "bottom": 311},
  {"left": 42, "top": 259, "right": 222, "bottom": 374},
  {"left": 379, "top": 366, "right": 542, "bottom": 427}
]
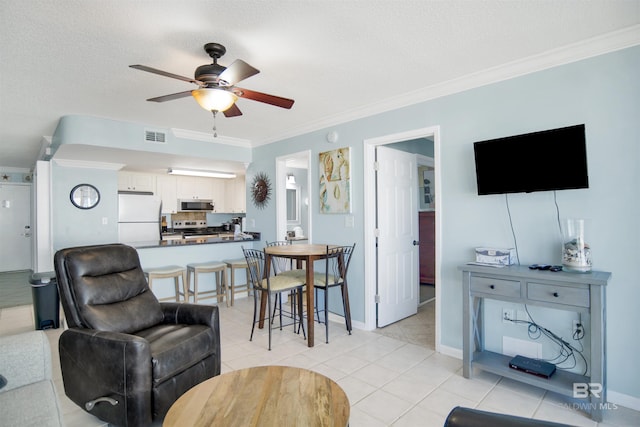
[
  {"left": 376, "top": 146, "right": 419, "bottom": 327},
  {"left": 0, "top": 183, "right": 32, "bottom": 271}
]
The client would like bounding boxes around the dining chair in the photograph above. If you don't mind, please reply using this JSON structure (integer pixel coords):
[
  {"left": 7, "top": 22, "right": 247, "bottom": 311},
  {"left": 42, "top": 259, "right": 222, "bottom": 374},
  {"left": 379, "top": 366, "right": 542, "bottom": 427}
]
[
  {"left": 265, "top": 240, "right": 305, "bottom": 276},
  {"left": 242, "top": 247, "right": 306, "bottom": 350},
  {"left": 265, "top": 240, "right": 307, "bottom": 327},
  {"left": 312, "top": 244, "right": 355, "bottom": 343}
]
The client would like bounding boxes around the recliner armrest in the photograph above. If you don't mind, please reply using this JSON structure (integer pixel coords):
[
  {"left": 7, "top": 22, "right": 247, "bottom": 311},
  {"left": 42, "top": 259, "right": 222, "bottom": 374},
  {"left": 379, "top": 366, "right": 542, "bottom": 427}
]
[
  {"left": 59, "top": 328, "right": 154, "bottom": 426},
  {"left": 161, "top": 302, "right": 220, "bottom": 330},
  {"left": 59, "top": 328, "right": 152, "bottom": 396}
]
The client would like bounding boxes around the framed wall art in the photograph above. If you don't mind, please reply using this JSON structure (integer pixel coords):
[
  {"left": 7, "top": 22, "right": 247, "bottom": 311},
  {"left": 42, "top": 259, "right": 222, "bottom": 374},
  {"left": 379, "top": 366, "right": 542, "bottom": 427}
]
[{"left": 319, "top": 147, "right": 351, "bottom": 214}]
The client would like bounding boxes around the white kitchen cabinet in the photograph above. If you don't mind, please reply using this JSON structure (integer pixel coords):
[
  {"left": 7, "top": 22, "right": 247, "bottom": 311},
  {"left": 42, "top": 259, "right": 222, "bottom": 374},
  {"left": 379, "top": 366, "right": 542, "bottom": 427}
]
[
  {"left": 176, "top": 176, "right": 213, "bottom": 200},
  {"left": 224, "top": 176, "right": 246, "bottom": 213},
  {"left": 210, "top": 179, "right": 226, "bottom": 212},
  {"left": 156, "top": 175, "right": 177, "bottom": 213},
  {"left": 118, "top": 172, "right": 156, "bottom": 193}
]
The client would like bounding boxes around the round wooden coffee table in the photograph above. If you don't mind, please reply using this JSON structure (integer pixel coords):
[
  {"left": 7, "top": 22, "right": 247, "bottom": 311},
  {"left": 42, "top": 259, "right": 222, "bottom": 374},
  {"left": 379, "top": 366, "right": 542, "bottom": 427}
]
[{"left": 163, "top": 365, "right": 350, "bottom": 426}]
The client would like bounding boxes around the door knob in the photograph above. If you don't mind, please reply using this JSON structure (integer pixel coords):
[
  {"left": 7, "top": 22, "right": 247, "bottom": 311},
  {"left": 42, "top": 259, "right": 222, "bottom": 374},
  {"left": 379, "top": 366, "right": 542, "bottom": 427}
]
[{"left": 413, "top": 240, "right": 419, "bottom": 246}]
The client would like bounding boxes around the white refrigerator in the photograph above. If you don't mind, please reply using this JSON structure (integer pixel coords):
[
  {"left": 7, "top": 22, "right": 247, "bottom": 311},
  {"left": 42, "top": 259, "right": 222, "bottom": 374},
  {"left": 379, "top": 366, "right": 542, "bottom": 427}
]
[{"left": 118, "top": 193, "right": 162, "bottom": 243}]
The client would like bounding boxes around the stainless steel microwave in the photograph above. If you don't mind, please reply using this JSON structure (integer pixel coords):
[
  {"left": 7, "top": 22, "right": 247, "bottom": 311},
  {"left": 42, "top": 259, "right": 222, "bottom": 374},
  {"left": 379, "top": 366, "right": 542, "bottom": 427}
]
[{"left": 178, "top": 199, "right": 214, "bottom": 212}]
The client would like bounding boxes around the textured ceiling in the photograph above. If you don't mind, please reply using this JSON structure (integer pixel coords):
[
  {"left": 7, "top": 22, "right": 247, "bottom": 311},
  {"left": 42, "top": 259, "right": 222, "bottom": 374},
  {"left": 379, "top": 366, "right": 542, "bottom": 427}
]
[{"left": 1, "top": 0, "right": 639, "bottom": 170}]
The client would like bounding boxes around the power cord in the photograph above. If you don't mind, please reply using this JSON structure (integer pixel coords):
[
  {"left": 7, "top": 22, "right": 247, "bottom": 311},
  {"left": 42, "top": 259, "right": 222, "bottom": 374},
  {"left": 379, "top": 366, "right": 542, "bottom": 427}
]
[
  {"left": 504, "top": 194, "right": 520, "bottom": 265},
  {"left": 504, "top": 306, "right": 588, "bottom": 375},
  {"left": 505, "top": 191, "right": 565, "bottom": 267},
  {"left": 553, "top": 190, "right": 563, "bottom": 239}
]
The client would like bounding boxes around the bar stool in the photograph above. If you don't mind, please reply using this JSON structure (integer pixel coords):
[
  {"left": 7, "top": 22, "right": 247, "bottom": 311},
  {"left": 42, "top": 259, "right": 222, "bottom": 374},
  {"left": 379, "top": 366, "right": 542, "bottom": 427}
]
[
  {"left": 223, "top": 258, "right": 251, "bottom": 306},
  {"left": 143, "top": 265, "right": 187, "bottom": 302},
  {"left": 184, "top": 261, "right": 227, "bottom": 305}
]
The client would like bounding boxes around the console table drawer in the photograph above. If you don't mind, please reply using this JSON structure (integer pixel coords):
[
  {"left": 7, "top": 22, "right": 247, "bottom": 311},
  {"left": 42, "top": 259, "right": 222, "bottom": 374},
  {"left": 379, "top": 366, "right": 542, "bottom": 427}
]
[
  {"left": 470, "top": 276, "right": 520, "bottom": 298},
  {"left": 527, "top": 282, "right": 590, "bottom": 308}
]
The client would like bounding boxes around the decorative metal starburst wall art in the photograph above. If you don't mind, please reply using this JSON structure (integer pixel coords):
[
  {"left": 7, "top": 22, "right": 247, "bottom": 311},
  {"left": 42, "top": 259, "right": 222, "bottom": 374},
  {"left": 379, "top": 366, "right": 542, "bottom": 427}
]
[{"left": 250, "top": 172, "right": 272, "bottom": 209}]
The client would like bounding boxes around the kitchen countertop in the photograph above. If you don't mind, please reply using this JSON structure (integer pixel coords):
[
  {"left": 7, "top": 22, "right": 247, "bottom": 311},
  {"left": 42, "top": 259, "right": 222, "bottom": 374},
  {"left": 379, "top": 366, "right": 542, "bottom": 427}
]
[
  {"left": 286, "top": 236, "right": 308, "bottom": 241},
  {"left": 126, "top": 232, "right": 261, "bottom": 249}
]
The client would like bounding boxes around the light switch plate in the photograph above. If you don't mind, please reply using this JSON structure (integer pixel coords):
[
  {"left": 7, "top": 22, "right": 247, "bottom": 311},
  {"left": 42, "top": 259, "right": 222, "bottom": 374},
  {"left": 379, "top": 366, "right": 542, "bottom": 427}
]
[{"left": 345, "top": 216, "right": 354, "bottom": 228}]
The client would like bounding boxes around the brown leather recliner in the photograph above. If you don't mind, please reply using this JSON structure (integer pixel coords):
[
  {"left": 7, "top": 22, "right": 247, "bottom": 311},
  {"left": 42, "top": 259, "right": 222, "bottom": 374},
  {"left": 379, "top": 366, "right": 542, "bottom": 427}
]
[{"left": 54, "top": 243, "right": 221, "bottom": 427}]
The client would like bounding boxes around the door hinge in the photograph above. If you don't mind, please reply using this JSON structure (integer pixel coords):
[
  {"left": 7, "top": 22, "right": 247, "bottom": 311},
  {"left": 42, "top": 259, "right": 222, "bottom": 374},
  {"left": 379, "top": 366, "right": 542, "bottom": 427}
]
[
  {"left": 374, "top": 228, "right": 380, "bottom": 238},
  {"left": 375, "top": 294, "right": 380, "bottom": 303},
  {"left": 373, "top": 161, "right": 379, "bottom": 171}
]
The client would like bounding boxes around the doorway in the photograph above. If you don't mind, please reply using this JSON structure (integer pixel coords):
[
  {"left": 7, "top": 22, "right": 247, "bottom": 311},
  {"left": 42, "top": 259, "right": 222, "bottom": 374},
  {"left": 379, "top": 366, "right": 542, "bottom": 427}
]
[
  {"left": 417, "top": 155, "right": 436, "bottom": 305},
  {"left": 276, "top": 151, "right": 312, "bottom": 244},
  {"left": 363, "top": 126, "right": 442, "bottom": 349},
  {"left": 0, "top": 183, "right": 33, "bottom": 272}
]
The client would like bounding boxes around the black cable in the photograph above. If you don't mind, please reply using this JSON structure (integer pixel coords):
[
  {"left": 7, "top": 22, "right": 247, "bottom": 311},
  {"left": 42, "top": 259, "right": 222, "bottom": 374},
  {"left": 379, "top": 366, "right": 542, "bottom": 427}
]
[
  {"left": 503, "top": 306, "right": 588, "bottom": 376},
  {"left": 525, "top": 306, "right": 587, "bottom": 375},
  {"left": 504, "top": 194, "right": 520, "bottom": 265},
  {"left": 553, "top": 191, "right": 562, "bottom": 239}
]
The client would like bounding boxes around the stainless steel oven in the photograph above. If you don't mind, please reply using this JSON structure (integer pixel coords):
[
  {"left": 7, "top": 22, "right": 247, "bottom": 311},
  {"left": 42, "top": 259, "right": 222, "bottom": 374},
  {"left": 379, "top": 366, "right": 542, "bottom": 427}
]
[{"left": 172, "top": 220, "right": 219, "bottom": 239}]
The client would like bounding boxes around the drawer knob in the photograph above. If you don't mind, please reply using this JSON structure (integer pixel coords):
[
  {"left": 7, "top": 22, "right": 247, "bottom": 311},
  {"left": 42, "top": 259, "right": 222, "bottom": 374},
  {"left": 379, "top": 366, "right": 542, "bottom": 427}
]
[
  {"left": 489, "top": 285, "right": 495, "bottom": 289},
  {"left": 553, "top": 292, "right": 559, "bottom": 297}
]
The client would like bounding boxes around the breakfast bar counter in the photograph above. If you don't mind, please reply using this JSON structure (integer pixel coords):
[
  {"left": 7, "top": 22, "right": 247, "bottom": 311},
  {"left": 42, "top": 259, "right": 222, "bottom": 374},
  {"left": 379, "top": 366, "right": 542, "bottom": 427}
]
[
  {"left": 132, "top": 233, "right": 261, "bottom": 302},
  {"left": 127, "top": 232, "right": 260, "bottom": 249}
]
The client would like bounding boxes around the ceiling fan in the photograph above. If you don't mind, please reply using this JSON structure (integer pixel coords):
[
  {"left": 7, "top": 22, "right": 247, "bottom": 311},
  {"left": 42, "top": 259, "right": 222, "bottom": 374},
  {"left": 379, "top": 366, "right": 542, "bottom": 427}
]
[{"left": 130, "top": 42, "right": 295, "bottom": 119}]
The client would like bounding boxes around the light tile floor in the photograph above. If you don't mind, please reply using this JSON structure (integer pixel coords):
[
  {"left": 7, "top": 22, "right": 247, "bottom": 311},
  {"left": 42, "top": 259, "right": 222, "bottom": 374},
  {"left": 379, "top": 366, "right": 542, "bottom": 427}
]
[
  {"left": 0, "top": 270, "right": 32, "bottom": 309},
  {"left": 1, "top": 298, "right": 639, "bottom": 427}
]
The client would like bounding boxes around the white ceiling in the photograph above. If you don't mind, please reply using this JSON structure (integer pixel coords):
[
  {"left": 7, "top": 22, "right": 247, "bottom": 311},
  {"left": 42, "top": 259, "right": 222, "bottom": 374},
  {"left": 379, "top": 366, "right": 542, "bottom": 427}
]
[{"left": 1, "top": 1, "right": 639, "bottom": 172}]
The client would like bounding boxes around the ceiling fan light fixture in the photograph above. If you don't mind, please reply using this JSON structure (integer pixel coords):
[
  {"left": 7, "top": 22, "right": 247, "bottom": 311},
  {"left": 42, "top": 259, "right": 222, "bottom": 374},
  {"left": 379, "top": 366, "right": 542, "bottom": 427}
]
[{"left": 191, "top": 88, "right": 237, "bottom": 112}]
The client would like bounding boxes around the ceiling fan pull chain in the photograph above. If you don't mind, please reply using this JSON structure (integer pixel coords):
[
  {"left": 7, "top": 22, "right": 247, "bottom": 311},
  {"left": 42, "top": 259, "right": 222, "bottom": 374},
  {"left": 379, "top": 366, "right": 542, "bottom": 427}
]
[{"left": 212, "top": 110, "right": 218, "bottom": 138}]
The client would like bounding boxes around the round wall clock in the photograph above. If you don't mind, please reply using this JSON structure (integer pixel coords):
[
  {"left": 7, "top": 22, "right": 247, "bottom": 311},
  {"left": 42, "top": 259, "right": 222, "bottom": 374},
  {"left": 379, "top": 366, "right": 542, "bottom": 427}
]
[
  {"left": 70, "top": 183, "right": 100, "bottom": 209},
  {"left": 250, "top": 172, "right": 272, "bottom": 209}
]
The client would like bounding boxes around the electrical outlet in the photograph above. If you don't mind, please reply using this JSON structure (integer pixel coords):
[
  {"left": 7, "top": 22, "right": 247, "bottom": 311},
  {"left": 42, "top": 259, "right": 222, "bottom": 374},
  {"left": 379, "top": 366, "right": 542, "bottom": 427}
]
[
  {"left": 502, "top": 309, "right": 514, "bottom": 323},
  {"left": 517, "top": 310, "right": 528, "bottom": 322},
  {"left": 572, "top": 320, "right": 584, "bottom": 339}
]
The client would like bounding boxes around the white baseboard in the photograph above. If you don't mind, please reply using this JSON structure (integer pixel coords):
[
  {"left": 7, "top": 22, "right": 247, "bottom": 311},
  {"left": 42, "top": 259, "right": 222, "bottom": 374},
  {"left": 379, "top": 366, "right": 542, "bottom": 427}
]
[
  {"left": 437, "top": 343, "right": 462, "bottom": 360},
  {"left": 607, "top": 390, "right": 640, "bottom": 412}
]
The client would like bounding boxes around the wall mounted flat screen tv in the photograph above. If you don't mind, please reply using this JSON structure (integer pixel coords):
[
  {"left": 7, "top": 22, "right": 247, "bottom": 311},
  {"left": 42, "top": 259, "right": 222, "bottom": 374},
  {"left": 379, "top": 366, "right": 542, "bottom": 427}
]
[{"left": 473, "top": 124, "right": 589, "bottom": 195}]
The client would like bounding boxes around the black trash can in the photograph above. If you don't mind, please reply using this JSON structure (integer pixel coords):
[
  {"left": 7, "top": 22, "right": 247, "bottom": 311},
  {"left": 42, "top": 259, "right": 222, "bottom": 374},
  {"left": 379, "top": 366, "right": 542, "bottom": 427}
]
[{"left": 29, "top": 271, "right": 59, "bottom": 330}]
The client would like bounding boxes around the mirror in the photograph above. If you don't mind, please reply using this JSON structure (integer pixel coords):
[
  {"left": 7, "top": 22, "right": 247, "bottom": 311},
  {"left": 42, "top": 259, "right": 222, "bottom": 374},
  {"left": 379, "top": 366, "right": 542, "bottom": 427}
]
[
  {"left": 286, "top": 186, "right": 300, "bottom": 224},
  {"left": 70, "top": 184, "right": 100, "bottom": 209}
]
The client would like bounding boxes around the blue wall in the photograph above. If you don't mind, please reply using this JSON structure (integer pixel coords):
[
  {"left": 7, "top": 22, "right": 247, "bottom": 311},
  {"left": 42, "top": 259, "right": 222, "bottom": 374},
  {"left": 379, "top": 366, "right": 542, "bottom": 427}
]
[
  {"left": 51, "top": 165, "right": 119, "bottom": 249},
  {"left": 244, "top": 46, "right": 640, "bottom": 401}
]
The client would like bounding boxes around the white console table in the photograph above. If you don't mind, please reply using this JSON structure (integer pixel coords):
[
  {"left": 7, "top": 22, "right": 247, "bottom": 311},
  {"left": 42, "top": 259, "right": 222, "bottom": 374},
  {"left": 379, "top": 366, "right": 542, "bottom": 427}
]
[{"left": 459, "top": 264, "right": 610, "bottom": 421}]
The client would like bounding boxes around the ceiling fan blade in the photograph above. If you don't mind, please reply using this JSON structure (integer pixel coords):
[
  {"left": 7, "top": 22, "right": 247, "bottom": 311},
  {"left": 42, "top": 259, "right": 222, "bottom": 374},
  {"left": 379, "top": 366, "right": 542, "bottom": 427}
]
[
  {"left": 130, "top": 64, "right": 203, "bottom": 85},
  {"left": 223, "top": 103, "right": 243, "bottom": 117},
  {"left": 219, "top": 59, "right": 259, "bottom": 85},
  {"left": 233, "top": 87, "right": 295, "bottom": 109},
  {"left": 147, "top": 90, "right": 193, "bottom": 102}
]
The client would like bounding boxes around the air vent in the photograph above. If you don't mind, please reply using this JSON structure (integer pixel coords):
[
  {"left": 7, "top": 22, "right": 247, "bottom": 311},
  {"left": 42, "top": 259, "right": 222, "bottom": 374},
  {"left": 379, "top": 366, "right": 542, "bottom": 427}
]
[{"left": 145, "top": 130, "right": 167, "bottom": 144}]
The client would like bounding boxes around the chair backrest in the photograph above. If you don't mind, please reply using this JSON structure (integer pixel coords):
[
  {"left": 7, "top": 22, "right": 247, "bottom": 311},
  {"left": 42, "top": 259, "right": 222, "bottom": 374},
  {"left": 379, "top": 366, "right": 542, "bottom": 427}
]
[
  {"left": 324, "top": 244, "right": 356, "bottom": 285},
  {"left": 265, "top": 240, "right": 294, "bottom": 275},
  {"left": 242, "top": 247, "right": 267, "bottom": 292},
  {"left": 54, "top": 243, "right": 163, "bottom": 332}
]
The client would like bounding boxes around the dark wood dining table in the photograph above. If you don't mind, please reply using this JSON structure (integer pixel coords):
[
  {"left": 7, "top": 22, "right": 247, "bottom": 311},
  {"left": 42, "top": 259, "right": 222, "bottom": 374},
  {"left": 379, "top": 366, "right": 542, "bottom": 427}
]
[{"left": 262, "top": 243, "right": 337, "bottom": 347}]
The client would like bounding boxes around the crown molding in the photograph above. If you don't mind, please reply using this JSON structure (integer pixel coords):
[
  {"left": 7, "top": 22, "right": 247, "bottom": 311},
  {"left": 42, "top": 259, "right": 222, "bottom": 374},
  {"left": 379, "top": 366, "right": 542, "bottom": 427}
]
[
  {"left": 0, "top": 167, "right": 31, "bottom": 173},
  {"left": 254, "top": 25, "right": 640, "bottom": 146}
]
